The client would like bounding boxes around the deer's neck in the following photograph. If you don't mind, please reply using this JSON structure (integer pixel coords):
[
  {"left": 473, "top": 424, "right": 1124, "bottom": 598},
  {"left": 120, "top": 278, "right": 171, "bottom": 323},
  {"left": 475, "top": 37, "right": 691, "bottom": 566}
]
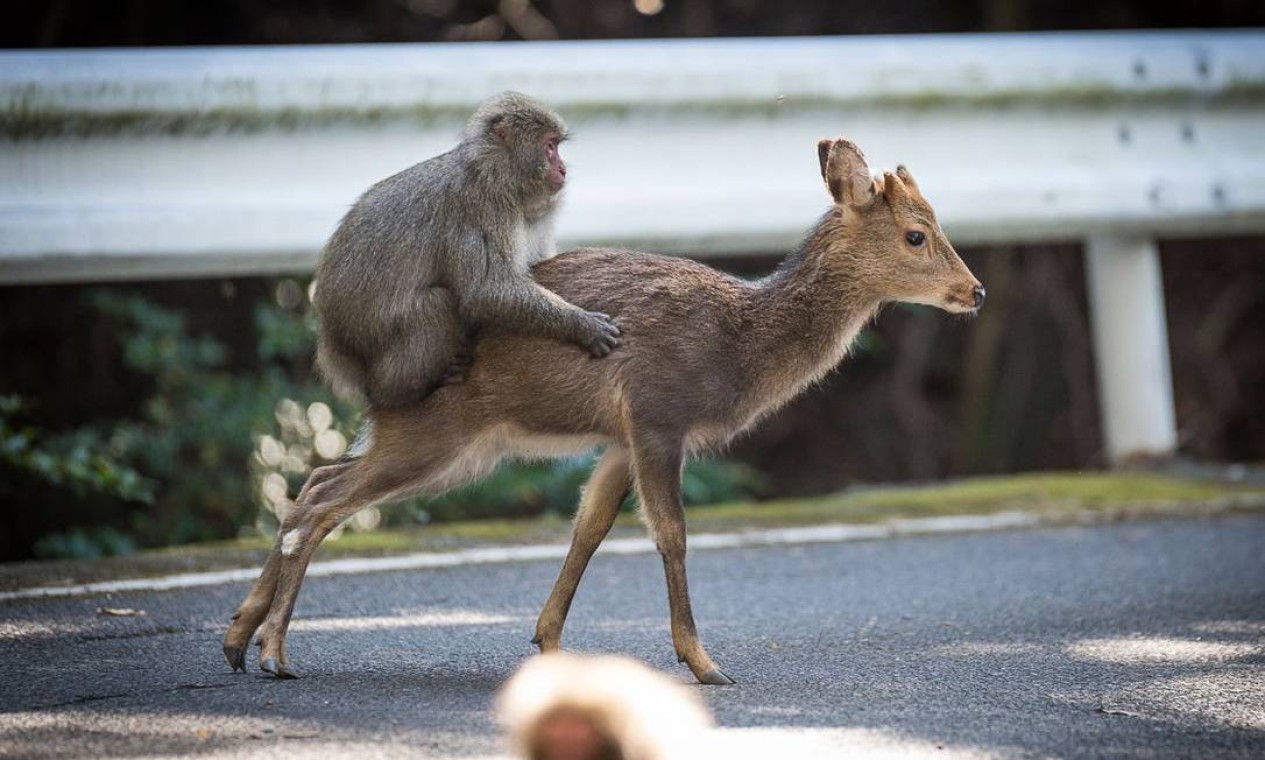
[{"left": 745, "top": 211, "right": 881, "bottom": 401}]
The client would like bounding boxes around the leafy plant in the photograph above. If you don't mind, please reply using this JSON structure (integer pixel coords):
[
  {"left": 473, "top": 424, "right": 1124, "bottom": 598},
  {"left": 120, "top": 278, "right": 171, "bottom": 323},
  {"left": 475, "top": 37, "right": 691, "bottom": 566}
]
[
  {"left": 1, "top": 394, "right": 155, "bottom": 505},
  {"left": 33, "top": 526, "right": 137, "bottom": 560},
  {"left": 415, "top": 453, "right": 761, "bottom": 523},
  {"left": 1, "top": 394, "right": 155, "bottom": 558}
]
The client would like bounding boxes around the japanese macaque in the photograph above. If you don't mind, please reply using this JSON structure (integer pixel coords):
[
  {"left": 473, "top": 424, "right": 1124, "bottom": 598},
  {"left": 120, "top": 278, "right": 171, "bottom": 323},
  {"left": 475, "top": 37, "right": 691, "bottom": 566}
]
[
  {"left": 498, "top": 653, "right": 713, "bottom": 760},
  {"left": 314, "top": 91, "right": 621, "bottom": 408}
]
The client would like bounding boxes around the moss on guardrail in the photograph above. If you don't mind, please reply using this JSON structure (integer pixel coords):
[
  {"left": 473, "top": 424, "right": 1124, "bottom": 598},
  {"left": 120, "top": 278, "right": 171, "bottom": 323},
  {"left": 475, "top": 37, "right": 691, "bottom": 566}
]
[{"left": 5, "top": 81, "right": 1265, "bottom": 140}]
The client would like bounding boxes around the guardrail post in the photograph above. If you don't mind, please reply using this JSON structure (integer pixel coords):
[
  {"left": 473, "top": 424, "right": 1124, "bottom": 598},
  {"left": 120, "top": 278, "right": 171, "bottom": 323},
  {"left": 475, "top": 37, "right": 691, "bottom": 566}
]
[{"left": 1084, "top": 233, "right": 1178, "bottom": 464}]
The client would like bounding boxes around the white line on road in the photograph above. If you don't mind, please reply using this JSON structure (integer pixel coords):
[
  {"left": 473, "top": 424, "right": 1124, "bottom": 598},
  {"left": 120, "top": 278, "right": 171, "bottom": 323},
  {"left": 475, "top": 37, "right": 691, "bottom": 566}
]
[{"left": 1, "top": 511, "right": 1044, "bottom": 602}]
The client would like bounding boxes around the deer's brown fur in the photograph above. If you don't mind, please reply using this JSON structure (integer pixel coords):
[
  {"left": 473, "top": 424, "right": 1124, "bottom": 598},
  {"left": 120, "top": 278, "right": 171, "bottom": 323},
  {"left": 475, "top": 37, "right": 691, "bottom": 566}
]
[{"left": 223, "top": 138, "right": 983, "bottom": 683}]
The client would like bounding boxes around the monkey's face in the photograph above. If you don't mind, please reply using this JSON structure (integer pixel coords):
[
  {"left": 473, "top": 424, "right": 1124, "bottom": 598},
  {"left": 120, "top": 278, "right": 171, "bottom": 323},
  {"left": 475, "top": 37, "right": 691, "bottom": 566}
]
[
  {"left": 482, "top": 94, "right": 569, "bottom": 200},
  {"left": 542, "top": 132, "right": 567, "bottom": 194},
  {"left": 507, "top": 129, "right": 566, "bottom": 200}
]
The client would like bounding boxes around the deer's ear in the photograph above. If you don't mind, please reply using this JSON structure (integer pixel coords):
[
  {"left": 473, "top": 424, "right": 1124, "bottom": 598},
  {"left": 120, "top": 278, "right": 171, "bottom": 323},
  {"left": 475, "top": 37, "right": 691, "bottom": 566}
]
[
  {"left": 822, "top": 138, "right": 876, "bottom": 208},
  {"left": 817, "top": 139, "right": 833, "bottom": 182}
]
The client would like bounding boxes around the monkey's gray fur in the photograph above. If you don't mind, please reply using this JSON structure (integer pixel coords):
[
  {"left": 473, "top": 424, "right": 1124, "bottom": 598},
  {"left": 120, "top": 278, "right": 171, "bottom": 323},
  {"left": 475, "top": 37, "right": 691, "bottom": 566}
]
[{"left": 314, "top": 91, "right": 621, "bottom": 408}]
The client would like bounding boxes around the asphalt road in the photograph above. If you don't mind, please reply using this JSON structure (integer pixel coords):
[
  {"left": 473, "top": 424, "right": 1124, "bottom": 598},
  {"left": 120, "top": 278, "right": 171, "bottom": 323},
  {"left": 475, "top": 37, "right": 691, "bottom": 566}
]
[{"left": 1, "top": 515, "right": 1263, "bottom": 759}]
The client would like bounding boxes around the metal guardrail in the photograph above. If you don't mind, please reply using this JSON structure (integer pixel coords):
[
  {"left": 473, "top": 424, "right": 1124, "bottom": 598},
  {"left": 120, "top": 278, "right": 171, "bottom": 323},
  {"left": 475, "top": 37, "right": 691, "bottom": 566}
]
[{"left": 3, "top": 31, "right": 1263, "bottom": 461}]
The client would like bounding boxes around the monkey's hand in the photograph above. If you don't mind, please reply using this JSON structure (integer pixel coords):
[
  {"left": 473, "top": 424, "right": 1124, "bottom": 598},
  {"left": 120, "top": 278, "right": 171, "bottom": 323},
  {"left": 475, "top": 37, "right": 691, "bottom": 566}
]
[{"left": 576, "top": 311, "right": 622, "bottom": 358}]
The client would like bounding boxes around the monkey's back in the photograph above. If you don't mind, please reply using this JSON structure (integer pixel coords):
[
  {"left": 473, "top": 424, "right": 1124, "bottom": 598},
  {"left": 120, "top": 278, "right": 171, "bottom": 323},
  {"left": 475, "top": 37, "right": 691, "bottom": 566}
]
[
  {"left": 316, "top": 152, "right": 466, "bottom": 318},
  {"left": 313, "top": 148, "right": 491, "bottom": 400}
]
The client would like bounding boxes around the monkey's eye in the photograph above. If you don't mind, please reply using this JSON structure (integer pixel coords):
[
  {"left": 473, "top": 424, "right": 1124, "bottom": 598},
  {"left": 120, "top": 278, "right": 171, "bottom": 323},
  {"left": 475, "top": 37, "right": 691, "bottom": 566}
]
[{"left": 905, "top": 230, "right": 926, "bottom": 247}]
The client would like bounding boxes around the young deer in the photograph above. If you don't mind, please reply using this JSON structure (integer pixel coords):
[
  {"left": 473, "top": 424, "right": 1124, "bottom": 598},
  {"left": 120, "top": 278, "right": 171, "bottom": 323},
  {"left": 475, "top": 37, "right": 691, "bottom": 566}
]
[{"left": 223, "top": 137, "right": 984, "bottom": 684}]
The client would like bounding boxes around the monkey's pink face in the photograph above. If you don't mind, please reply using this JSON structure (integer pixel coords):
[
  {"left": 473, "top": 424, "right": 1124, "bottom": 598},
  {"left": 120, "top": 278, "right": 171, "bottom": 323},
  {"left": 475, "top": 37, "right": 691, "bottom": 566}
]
[{"left": 544, "top": 134, "right": 566, "bottom": 193}]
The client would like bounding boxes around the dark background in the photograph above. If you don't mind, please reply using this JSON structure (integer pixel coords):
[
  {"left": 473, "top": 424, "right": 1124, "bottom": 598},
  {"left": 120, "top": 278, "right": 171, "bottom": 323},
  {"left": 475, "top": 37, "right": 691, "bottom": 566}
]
[
  {"left": 6, "top": 0, "right": 1264, "bottom": 47},
  {"left": 3, "top": 0, "right": 1263, "bottom": 558}
]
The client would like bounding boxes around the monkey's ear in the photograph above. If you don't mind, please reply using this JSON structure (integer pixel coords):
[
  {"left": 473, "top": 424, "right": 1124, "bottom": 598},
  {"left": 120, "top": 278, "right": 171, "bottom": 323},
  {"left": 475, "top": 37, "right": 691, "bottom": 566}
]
[
  {"left": 491, "top": 116, "right": 511, "bottom": 142},
  {"left": 821, "top": 138, "right": 876, "bottom": 208}
]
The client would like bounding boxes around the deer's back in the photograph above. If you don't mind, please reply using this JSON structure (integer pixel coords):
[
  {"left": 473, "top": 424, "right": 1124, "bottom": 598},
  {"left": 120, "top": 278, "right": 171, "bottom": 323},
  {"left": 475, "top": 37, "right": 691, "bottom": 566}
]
[
  {"left": 462, "top": 248, "right": 754, "bottom": 440},
  {"left": 537, "top": 247, "right": 748, "bottom": 331}
]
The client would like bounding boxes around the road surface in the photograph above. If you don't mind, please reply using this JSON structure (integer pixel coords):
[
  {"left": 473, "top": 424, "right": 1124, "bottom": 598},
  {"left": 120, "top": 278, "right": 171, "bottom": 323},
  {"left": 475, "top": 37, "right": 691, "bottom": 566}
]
[{"left": 1, "top": 515, "right": 1263, "bottom": 758}]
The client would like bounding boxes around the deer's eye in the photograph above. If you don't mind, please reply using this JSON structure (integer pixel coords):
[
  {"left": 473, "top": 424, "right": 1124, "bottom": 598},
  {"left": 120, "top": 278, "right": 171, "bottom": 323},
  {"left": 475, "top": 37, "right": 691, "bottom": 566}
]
[{"left": 905, "top": 230, "right": 926, "bottom": 247}]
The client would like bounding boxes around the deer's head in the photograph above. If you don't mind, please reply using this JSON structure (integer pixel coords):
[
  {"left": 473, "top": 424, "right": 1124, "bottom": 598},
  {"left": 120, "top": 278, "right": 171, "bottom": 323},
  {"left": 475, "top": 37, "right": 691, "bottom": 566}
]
[{"left": 817, "top": 138, "right": 984, "bottom": 315}]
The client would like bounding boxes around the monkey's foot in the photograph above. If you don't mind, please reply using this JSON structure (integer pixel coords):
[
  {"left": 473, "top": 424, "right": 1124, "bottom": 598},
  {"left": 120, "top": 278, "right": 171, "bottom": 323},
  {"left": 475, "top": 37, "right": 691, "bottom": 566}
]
[
  {"left": 260, "top": 658, "right": 300, "bottom": 679},
  {"left": 224, "top": 644, "right": 248, "bottom": 673},
  {"left": 696, "top": 668, "right": 736, "bottom": 686}
]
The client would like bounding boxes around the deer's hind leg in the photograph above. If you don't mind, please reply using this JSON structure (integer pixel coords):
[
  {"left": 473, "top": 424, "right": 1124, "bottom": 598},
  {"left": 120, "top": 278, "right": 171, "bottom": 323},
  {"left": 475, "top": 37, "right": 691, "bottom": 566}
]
[
  {"left": 533, "top": 446, "right": 632, "bottom": 652},
  {"left": 223, "top": 460, "right": 359, "bottom": 673},
  {"left": 224, "top": 412, "right": 504, "bottom": 678}
]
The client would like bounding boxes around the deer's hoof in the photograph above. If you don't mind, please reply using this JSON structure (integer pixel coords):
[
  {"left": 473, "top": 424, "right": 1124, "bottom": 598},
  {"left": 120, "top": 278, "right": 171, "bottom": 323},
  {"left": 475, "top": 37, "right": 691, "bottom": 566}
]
[
  {"left": 697, "top": 668, "right": 735, "bottom": 686},
  {"left": 260, "top": 658, "right": 300, "bottom": 679},
  {"left": 224, "top": 644, "right": 247, "bottom": 673}
]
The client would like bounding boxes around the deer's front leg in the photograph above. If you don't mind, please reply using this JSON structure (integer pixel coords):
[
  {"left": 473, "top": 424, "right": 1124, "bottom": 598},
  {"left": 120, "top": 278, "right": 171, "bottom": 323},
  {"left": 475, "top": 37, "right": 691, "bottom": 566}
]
[
  {"left": 534, "top": 447, "right": 632, "bottom": 652},
  {"left": 631, "top": 436, "right": 734, "bottom": 686}
]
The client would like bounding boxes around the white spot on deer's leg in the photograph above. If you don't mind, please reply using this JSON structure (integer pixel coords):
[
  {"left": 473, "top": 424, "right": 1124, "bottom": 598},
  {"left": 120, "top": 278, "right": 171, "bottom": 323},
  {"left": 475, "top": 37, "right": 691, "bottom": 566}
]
[{"left": 280, "top": 529, "right": 304, "bottom": 557}]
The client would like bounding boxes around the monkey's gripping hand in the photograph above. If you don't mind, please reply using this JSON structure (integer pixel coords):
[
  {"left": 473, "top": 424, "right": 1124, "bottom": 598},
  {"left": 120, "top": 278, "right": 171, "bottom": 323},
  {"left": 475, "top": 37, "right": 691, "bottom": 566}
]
[{"left": 577, "top": 311, "right": 622, "bottom": 358}]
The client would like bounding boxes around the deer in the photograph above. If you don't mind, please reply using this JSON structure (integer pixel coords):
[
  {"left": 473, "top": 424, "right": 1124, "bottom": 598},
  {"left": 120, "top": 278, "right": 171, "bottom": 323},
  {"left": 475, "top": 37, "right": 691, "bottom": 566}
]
[{"left": 222, "top": 137, "right": 985, "bottom": 684}]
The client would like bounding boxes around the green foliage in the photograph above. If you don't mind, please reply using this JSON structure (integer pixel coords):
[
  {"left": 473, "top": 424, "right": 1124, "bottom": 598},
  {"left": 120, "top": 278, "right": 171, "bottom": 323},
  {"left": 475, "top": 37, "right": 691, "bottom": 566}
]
[
  {"left": 417, "top": 454, "right": 761, "bottom": 523},
  {"left": 85, "top": 291, "right": 328, "bottom": 546},
  {"left": 417, "top": 456, "right": 596, "bottom": 523},
  {"left": 1, "top": 394, "right": 155, "bottom": 558},
  {"left": 33, "top": 526, "right": 137, "bottom": 560},
  {"left": 254, "top": 293, "right": 317, "bottom": 361},
  {"left": 682, "top": 457, "right": 762, "bottom": 506},
  {"left": 0, "top": 395, "right": 155, "bottom": 505}
]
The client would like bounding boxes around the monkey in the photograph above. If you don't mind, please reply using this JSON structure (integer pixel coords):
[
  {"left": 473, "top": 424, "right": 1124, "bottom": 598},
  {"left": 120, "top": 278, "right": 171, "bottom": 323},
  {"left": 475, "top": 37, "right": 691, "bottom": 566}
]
[
  {"left": 313, "top": 91, "right": 621, "bottom": 409},
  {"left": 498, "top": 653, "right": 714, "bottom": 760}
]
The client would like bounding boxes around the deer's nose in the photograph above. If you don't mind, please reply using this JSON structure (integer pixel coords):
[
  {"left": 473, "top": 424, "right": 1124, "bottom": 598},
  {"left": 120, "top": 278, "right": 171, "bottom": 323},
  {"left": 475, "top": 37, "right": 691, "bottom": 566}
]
[{"left": 973, "top": 286, "right": 986, "bottom": 309}]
